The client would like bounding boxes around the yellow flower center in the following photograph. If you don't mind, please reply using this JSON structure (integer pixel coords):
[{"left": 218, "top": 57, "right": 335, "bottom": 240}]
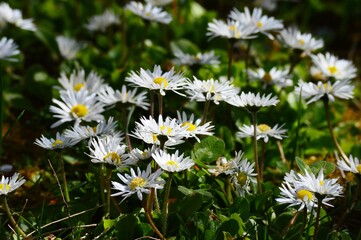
[
  {"left": 52, "top": 139, "right": 64, "bottom": 148},
  {"left": 103, "top": 152, "right": 121, "bottom": 164},
  {"left": 318, "top": 83, "right": 331, "bottom": 91},
  {"left": 194, "top": 55, "right": 201, "bottom": 61},
  {"left": 142, "top": 151, "right": 148, "bottom": 157},
  {"left": 328, "top": 66, "right": 337, "bottom": 75},
  {"left": 130, "top": 177, "right": 147, "bottom": 190},
  {"left": 166, "top": 160, "right": 179, "bottom": 168},
  {"left": 319, "top": 180, "right": 324, "bottom": 186},
  {"left": 237, "top": 172, "right": 248, "bottom": 186},
  {"left": 152, "top": 134, "right": 158, "bottom": 143},
  {"left": 262, "top": 72, "right": 272, "bottom": 83},
  {"left": 210, "top": 84, "right": 215, "bottom": 93},
  {"left": 229, "top": 25, "right": 237, "bottom": 31},
  {"left": 73, "top": 83, "right": 84, "bottom": 92},
  {"left": 228, "top": 25, "right": 241, "bottom": 38},
  {"left": 297, "top": 189, "right": 313, "bottom": 202},
  {"left": 0, "top": 183, "right": 10, "bottom": 192},
  {"left": 153, "top": 77, "right": 169, "bottom": 87},
  {"left": 257, "top": 21, "right": 263, "bottom": 28},
  {"left": 160, "top": 125, "right": 172, "bottom": 135},
  {"left": 356, "top": 164, "right": 361, "bottom": 173},
  {"left": 258, "top": 124, "right": 271, "bottom": 133},
  {"left": 71, "top": 104, "right": 88, "bottom": 118},
  {"left": 299, "top": 39, "right": 305, "bottom": 46},
  {"left": 181, "top": 122, "right": 197, "bottom": 131}
]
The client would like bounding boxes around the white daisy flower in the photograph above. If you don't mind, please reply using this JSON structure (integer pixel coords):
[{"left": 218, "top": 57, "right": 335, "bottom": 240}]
[
  {"left": 0, "top": 37, "right": 19, "bottom": 61},
  {"left": 186, "top": 76, "right": 240, "bottom": 105},
  {"left": 34, "top": 132, "right": 77, "bottom": 150},
  {"left": 172, "top": 50, "right": 220, "bottom": 66},
  {"left": 230, "top": 155, "right": 257, "bottom": 197},
  {"left": 145, "top": 0, "right": 173, "bottom": 6},
  {"left": 97, "top": 85, "right": 149, "bottom": 110},
  {"left": 278, "top": 28, "right": 324, "bottom": 55},
  {"left": 126, "top": 65, "right": 186, "bottom": 96},
  {"left": 337, "top": 155, "right": 361, "bottom": 175},
  {"left": 228, "top": 92, "right": 279, "bottom": 111},
  {"left": 294, "top": 80, "right": 354, "bottom": 104},
  {"left": 207, "top": 18, "right": 257, "bottom": 40},
  {"left": 176, "top": 111, "right": 214, "bottom": 142},
  {"left": 64, "top": 117, "right": 121, "bottom": 144},
  {"left": 0, "top": 3, "right": 36, "bottom": 31},
  {"left": 152, "top": 149, "right": 194, "bottom": 172},
  {"left": 237, "top": 123, "right": 287, "bottom": 143},
  {"left": 0, "top": 173, "right": 26, "bottom": 195},
  {"left": 57, "top": 68, "right": 107, "bottom": 94},
  {"left": 125, "top": 1, "right": 172, "bottom": 24},
  {"left": 111, "top": 164, "right": 165, "bottom": 202},
  {"left": 49, "top": 89, "right": 105, "bottom": 128},
  {"left": 311, "top": 52, "right": 357, "bottom": 81},
  {"left": 131, "top": 115, "right": 187, "bottom": 147},
  {"left": 229, "top": 7, "right": 283, "bottom": 39},
  {"left": 56, "top": 35, "right": 83, "bottom": 60},
  {"left": 247, "top": 67, "right": 293, "bottom": 88},
  {"left": 84, "top": 9, "right": 120, "bottom": 32},
  {"left": 128, "top": 146, "right": 157, "bottom": 162},
  {"left": 87, "top": 136, "right": 135, "bottom": 167}
]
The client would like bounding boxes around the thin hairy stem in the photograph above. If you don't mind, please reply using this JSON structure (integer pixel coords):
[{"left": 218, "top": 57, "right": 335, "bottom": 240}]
[
  {"left": 162, "top": 172, "right": 173, "bottom": 237},
  {"left": 313, "top": 198, "right": 322, "bottom": 240},
  {"left": 201, "top": 100, "right": 210, "bottom": 125},
  {"left": 58, "top": 152, "right": 70, "bottom": 202},
  {"left": 1, "top": 196, "right": 27, "bottom": 238},
  {"left": 252, "top": 111, "right": 262, "bottom": 193},
  {"left": 143, "top": 199, "right": 164, "bottom": 239}
]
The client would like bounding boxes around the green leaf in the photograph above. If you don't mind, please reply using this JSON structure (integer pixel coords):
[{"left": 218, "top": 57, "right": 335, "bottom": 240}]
[
  {"left": 115, "top": 214, "right": 137, "bottom": 240},
  {"left": 103, "top": 218, "right": 116, "bottom": 229},
  {"left": 178, "top": 193, "right": 204, "bottom": 221},
  {"left": 215, "top": 219, "right": 239, "bottom": 240},
  {"left": 310, "top": 161, "right": 335, "bottom": 176},
  {"left": 295, "top": 157, "right": 312, "bottom": 174},
  {"left": 193, "top": 136, "right": 225, "bottom": 163}
]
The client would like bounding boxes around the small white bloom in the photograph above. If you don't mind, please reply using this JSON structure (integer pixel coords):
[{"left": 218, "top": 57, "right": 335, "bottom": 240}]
[
  {"left": 337, "top": 155, "right": 361, "bottom": 175},
  {"left": 97, "top": 85, "right": 149, "bottom": 110},
  {"left": 34, "top": 132, "right": 77, "bottom": 150},
  {"left": 0, "top": 3, "right": 36, "bottom": 31},
  {"left": 111, "top": 164, "right": 165, "bottom": 202},
  {"left": 84, "top": 9, "right": 120, "bottom": 32},
  {"left": 237, "top": 123, "right": 287, "bottom": 143},
  {"left": 176, "top": 111, "right": 214, "bottom": 142},
  {"left": 49, "top": 89, "right": 105, "bottom": 128},
  {"left": 294, "top": 80, "right": 354, "bottom": 104},
  {"left": 278, "top": 28, "right": 324, "bottom": 55},
  {"left": 128, "top": 146, "right": 157, "bottom": 162},
  {"left": 172, "top": 50, "right": 220, "bottom": 66},
  {"left": 145, "top": 0, "right": 173, "bottom": 6},
  {"left": 228, "top": 92, "right": 279, "bottom": 110},
  {"left": 230, "top": 154, "right": 257, "bottom": 196},
  {"left": 247, "top": 67, "right": 293, "bottom": 88},
  {"left": 207, "top": 18, "right": 257, "bottom": 40},
  {"left": 152, "top": 149, "right": 194, "bottom": 172},
  {"left": 0, "top": 173, "right": 26, "bottom": 195},
  {"left": 56, "top": 36, "right": 83, "bottom": 60},
  {"left": 126, "top": 65, "right": 186, "bottom": 96},
  {"left": 126, "top": 1, "right": 172, "bottom": 24},
  {"left": 311, "top": 52, "right": 357, "bottom": 81},
  {"left": 0, "top": 37, "right": 19, "bottom": 61}
]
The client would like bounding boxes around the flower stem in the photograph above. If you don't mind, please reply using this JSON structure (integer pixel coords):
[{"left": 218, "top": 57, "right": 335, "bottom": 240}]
[
  {"left": 158, "top": 93, "right": 163, "bottom": 116},
  {"left": 201, "top": 100, "right": 210, "bottom": 125},
  {"left": 0, "top": 62, "right": 4, "bottom": 162},
  {"left": 260, "top": 141, "right": 266, "bottom": 183},
  {"left": 143, "top": 200, "right": 164, "bottom": 239},
  {"left": 162, "top": 172, "right": 173, "bottom": 237},
  {"left": 59, "top": 151, "right": 70, "bottom": 202},
  {"left": 323, "top": 97, "right": 349, "bottom": 162},
  {"left": 252, "top": 111, "right": 262, "bottom": 193},
  {"left": 150, "top": 90, "right": 155, "bottom": 118},
  {"left": 105, "top": 167, "right": 112, "bottom": 218},
  {"left": 227, "top": 40, "right": 234, "bottom": 81},
  {"left": 313, "top": 198, "right": 322, "bottom": 240},
  {"left": 245, "top": 40, "right": 252, "bottom": 83},
  {"left": 1, "top": 196, "right": 27, "bottom": 238}
]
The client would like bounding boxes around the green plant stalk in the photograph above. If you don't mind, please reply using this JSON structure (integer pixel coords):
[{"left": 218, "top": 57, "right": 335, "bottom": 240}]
[
  {"left": 252, "top": 111, "right": 262, "bottom": 193},
  {"left": 59, "top": 151, "right": 70, "bottom": 202},
  {"left": 162, "top": 172, "right": 173, "bottom": 237},
  {"left": 291, "top": 88, "right": 303, "bottom": 169},
  {"left": 260, "top": 141, "right": 266, "bottom": 182},
  {"left": 244, "top": 40, "right": 252, "bottom": 83},
  {"left": 158, "top": 93, "right": 163, "bottom": 116},
  {"left": 0, "top": 62, "right": 3, "bottom": 161},
  {"left": 225, "top": 176, "right": 234, "bottom": 205},
  {"left": 150, "top": 90, "right": 155, "bottom": 118},
  {"left": 105, "top": 167, "right": 112, "bottom": 218},
  {"left": 227, "top": 40, "right": 235, "bottom": 81},
  {"left": 201, "top": 100, "right": 210, "bottom": 125},
  {"left": 143, "top": 199, "right": 164, "bottom": 239},
  {"left": 313, "top": 198, "right": 322, "bottom": 240},
  {"left": 1, "top": 196, "right": 27, "bottom": 238},
  {"left": 323, "top": 97, "right": 349, "bottom": 162}
]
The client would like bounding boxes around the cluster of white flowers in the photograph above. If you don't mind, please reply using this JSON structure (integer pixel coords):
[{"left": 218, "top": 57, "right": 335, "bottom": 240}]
[{"left": 0, "top": 2, "right": 36, "bottom": 31}]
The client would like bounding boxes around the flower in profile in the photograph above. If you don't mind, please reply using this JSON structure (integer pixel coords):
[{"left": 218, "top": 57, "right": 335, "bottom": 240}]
[
  {"left": 126, "top": 65, "right": 186, "bottom": 96},
  {"left": 56, "top": 35, "right": 83, "bottom": 60},
  {"left": 125, "top": 1, "right": 172, "bottom": 24},
  {"left": 186, "top": 76, "right": 240, "bottom": 105},
  {"left": 247, "top": 67, "right": 293, "bottom": 89},
  {"left": 172, "top": 50, "right": 220, "bottom": 66},
  {"left": 229, "top": 7, "right": 283, "bottom": 39},
  {"left": 207, "top": 19, "right": 257, "bottom": 40},
  {"left": 176, "top": 111, "right": 214, "bottom": 142},
  {"left": 0, "top": 3, "right": 36, "bottom": 31},
  {"left": 84, "top": 9, "right": 120, "bottom": 32},
  {"left": 128, "top": 146, "right": 157, "bottom": 162},
  {"left": 208, "top": 151, "right": 248, "bottom": 176},
  {"left": 49, "top": 90, "right": 105, "bottom": 128},
  {"left": 0, "top": 173, "right": 26, "bottom": 195},
  {"left": 111, "top": 164, "right": 165, "bottom": 202},
  {"left": 87, "top": 136, "right": 135, "bottom": 168},
  {"left": 34, "top": 132, "right": 77, "bottom": 150},
  {"left": 230, "top": 152, "right": 257, "bottom": 196},
  {"left": 337, "top": 155, "right": 361, "bottom": 175},
  {"left": 64, "top": 117, "right": 121, "bottom": 144},
  {"left": 145, "top": 0, "right": 173, "bottom": 6},
  {"left": 97, "top": 85, "right": 149, "bottom": 110},
  {"left": 294, "top": 80, "right": 354, "bottom": 104},
  {"left": 311, "top": 52, "right": 357, "bottom": 81},
  {"left": 228, "top": 92, "right": 279, "bottom": 111},
  {"left": 0, "top": 37, "right": 19, "bottom": 61},
  {"left": 237, "top": 123, "right": 287, "bottom": 143},
  {"left": 57, "top": 68, "right": 108, "bottom": 94},
  {"left": 152, "top": 149, "right": 194, "bottom": 172},
  {"left": 278, "top": 28, "right": 324, "bottom": 55}
]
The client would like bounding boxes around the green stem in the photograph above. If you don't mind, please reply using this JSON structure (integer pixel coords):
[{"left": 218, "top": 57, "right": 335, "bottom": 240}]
[
  {"left": 225, "top": 176, "right": 234, "bottom": 205},
  {"left": 260, "top": 141, "right": 266, "bottom": 183},
  {"left": 313, "top": 198, "right": 322, "bottom": 240},
  {"left": 201, "top": 100, "right": 210, "bottom": 125},
  {"left": 323, "top": 97, "right": 349, "bottom": 162},
  {"left": 59, "top": 151, "right": 70, "bottom": 202},
  {"left": 158, "top": 93, "right": 163, "bottom": 116},
  {"left": 0, "top": 62, "right": 3, "bottom": 161},
  {"left": 1, "top": 196, "right": 27, "bottom": 238},
  {"left": 162, "top": 172, "right": 173, "bottom": 237},
  {"left": 245, "top": 40, "right": 252, "bottom": 84},
  {"left": 105, "top": 167, "right": 112, "bottom": 218},
  {"left": 150, "top": 90, "right": 155, "bottom": 118},
  {"left": 227, "top": 40, "right": 234, "bottom": 81},
  {"left": 252, "top": 111, "right": 262, "bottom": 193},
  {"left": 143, "top": 200, "right": 164, "bottom": 239},
  {"left": 291, "top": 87, "right": 303, "bottom": 169}
]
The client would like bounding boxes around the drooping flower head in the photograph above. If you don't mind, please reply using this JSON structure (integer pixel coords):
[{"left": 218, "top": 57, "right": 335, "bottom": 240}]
[
  {"left": 337, "top": 155, "right": 361, "bottom": 175},
  {"left": 56, "top": 35, "right": 83, "bottom": 60},
  {"left": 84, "top": 9, "right": 120, "bottom": 32},
  {"left": 172, "top": 50, "right": 220, "bottom": 66},
  {"left": 0, "top": 173, "right": 26, "bottom": 195},
  {"left": 125, "top": 1, "right": 172, "bottom": 24},
  {"left": 0, "top": 2, "right": 36, "bottom": 31},
  {"left": 0, "top": 37, "right": 19, "bottom": 61},
  {"left": 247, "top": 67, "right": 293, "bottom": 89}
]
